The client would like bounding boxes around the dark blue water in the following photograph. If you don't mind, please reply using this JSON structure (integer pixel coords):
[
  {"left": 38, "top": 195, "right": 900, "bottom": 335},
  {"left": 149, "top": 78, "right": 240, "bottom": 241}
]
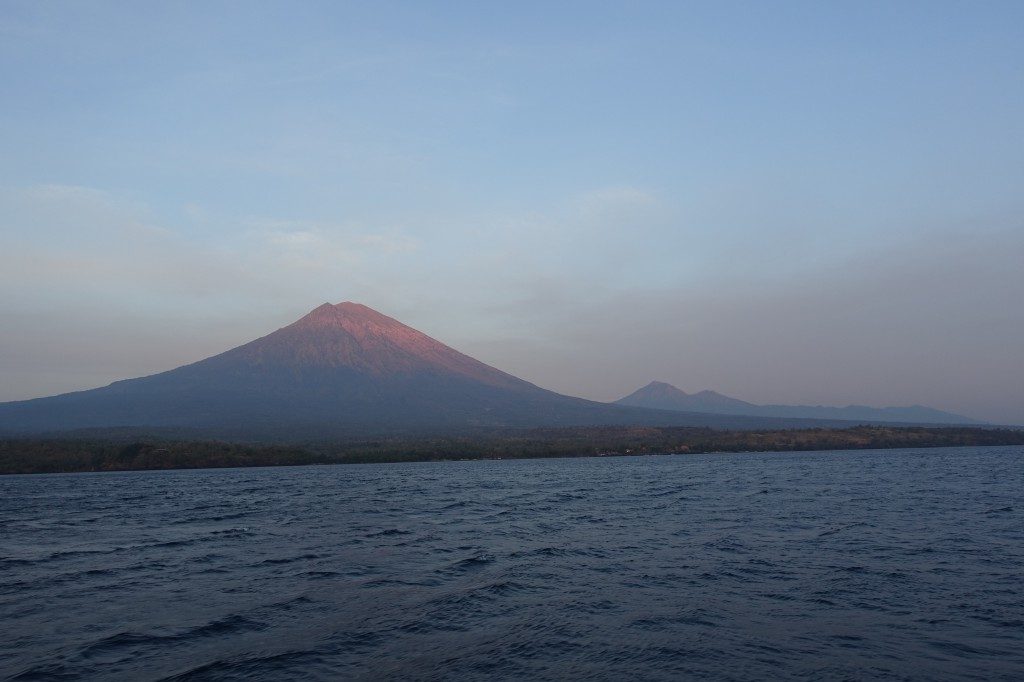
[{"left": 2, "top": 447, "right": 1022, "bottom": 681}]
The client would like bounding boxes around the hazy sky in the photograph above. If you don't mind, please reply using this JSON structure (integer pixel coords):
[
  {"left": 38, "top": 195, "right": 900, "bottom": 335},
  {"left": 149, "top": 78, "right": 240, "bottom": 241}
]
[{"left": 1, "top": 1, "right": 1022, "bottom": 424}]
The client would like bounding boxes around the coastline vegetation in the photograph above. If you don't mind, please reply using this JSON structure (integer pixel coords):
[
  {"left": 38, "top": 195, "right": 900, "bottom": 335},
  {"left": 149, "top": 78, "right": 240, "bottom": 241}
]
[{"left": 1, "top": 425, "right": 1022, "bottom": 475}]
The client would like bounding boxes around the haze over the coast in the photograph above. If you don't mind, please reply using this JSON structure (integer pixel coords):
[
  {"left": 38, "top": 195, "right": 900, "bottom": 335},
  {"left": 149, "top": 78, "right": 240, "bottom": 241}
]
[{"left": 1, "top": 2, "right": 1022, "bottom": 424}]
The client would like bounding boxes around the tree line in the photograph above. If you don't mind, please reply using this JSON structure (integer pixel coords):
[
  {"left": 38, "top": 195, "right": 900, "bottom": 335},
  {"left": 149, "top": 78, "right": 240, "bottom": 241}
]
[{"left": 2, "top": 425, "right": 1022, "bottom": 475}]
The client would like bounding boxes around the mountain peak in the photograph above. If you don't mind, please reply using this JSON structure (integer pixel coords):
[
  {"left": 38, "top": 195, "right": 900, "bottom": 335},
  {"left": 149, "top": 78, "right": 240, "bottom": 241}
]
[
  {"left": 218, "top": 301, "right": 531, "bottom": 389},
  {"left": 616, "top": 381, "right": 756, "bottom": 413},
  {"left": 297, "top": 301, "right": 395, "bottom": 325},
  {"left": 693, "top": 389, "right": 726, "bottom": 398},
  {"left": 641, "top": 380, "right": 688, "bottom": 394}
]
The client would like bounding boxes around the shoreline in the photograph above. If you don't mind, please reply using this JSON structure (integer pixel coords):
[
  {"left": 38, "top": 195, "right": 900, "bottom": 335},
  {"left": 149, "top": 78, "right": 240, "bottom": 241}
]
[{"left": 2, "top": 425, "right": 1023, "bottom": 476}]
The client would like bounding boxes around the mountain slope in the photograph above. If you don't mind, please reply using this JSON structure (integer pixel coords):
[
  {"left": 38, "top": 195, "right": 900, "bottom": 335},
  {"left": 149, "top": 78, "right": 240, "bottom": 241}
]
[
  {"left": 616, "top": 381, "right": 981, "bottom": 425},
  {"left": 0, "top": 303, "right": 860, "bottom": 439}
]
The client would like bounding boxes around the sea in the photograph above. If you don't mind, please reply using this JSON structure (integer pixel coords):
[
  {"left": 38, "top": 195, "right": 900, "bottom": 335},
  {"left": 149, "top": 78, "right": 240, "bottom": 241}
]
[{"left": 2, "top": 446, "right": 1022, "bottom": 681}]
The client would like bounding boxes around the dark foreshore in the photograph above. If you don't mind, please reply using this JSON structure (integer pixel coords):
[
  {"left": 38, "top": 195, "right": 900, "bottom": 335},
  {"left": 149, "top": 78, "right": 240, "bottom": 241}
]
[{"left": 2, "top": 425, "right": 1023, "bottom": 475}]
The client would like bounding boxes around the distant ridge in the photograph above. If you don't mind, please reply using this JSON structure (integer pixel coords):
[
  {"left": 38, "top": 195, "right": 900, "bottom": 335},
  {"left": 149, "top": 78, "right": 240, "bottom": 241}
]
[
  {"left": 0, "top": 303, "right": 872, "bottom": 440},
  {"left": 615, "top": 381, "right": 982, "bottom": 425}
]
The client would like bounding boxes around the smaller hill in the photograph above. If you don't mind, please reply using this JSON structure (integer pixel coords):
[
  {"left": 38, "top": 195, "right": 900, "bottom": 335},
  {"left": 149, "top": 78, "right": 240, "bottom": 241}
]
[{"left": 615, "top": 381, "right": 981, "bottom": 425}]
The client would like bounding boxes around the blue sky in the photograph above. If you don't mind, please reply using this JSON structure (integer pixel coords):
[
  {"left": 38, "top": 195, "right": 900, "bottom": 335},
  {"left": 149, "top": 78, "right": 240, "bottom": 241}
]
[{"left": 1, "top": 1, "right": 1023, "bottom": 423}]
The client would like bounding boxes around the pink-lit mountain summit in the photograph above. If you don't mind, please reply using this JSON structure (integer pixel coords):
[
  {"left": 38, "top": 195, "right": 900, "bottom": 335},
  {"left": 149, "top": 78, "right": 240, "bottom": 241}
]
[{"left": 240, "top": 302, "right": 530, "bottom": 388}]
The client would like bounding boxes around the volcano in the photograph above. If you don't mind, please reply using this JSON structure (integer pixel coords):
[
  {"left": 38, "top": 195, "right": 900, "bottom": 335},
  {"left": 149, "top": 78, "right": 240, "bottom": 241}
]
[
  {"left": 0, "top": 303, "right": 747, "bottom": 438},
  {"left": 0, "top": 303, "right": 908, "bottom": 439}
]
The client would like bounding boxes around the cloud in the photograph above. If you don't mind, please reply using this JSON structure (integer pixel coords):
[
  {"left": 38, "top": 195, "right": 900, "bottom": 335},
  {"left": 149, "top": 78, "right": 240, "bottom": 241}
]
[
  {"left": 0, "top": 185, "right": 423, "bottom": 310},
  {"left": 0, "top": 184, "right": 162, "bottom": 240},
  {"left": 260, "top": 222, "right": 419, "bottom": 271}
]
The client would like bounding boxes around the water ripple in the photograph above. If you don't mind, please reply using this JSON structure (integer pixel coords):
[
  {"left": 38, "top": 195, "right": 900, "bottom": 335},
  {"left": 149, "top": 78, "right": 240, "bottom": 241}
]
[{"left": 1, "top": 446, "right": 1022, "bottom": 680}]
